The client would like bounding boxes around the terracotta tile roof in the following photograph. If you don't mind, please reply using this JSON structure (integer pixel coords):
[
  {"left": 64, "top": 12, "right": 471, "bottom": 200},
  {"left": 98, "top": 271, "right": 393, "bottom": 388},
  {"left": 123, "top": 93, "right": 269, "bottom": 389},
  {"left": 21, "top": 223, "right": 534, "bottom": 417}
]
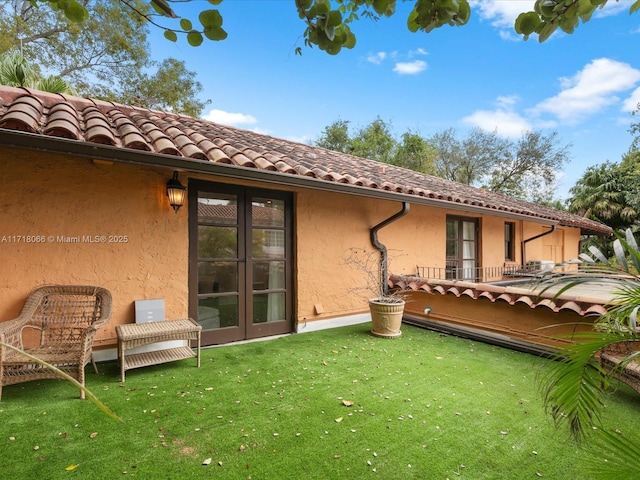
[
  {"left": 390, "top": 274, "right": 608, "bottom": 317},
  {"left": 0, "top": 86, "right": 610, "bottom": 235}
]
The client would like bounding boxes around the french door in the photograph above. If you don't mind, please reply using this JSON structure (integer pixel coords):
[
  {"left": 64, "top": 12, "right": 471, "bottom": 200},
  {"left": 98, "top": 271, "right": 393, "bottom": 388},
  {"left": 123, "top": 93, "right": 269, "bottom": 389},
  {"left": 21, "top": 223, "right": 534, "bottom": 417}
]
[
  {"left": 189, "top": 182, "right": 293, "bottom": 345},
  {"left": 446, "top": 216, "right": 478, "bottom": 281}
]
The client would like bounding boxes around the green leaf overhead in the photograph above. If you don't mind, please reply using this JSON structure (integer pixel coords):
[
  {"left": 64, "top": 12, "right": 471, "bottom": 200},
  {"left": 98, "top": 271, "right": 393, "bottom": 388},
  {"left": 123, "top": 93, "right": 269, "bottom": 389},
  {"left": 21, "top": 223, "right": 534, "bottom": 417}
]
[
  {"left": 64, "top": 1, "right": 89, "bottom": 22},
  {"left": 203, "top": 26, "right": 228, "bottom": 41},
  {"left": 164, "top": 30, "right": 178, "bottom": 42},
  {"left": 199, "top": 9, "right": 223, "bottom": 28},
  {"left": 18, "top": 0, "right": 640, "bottom": 51},
  {"left": 187, "top": 30, "right": 204, "bottom": 46}
]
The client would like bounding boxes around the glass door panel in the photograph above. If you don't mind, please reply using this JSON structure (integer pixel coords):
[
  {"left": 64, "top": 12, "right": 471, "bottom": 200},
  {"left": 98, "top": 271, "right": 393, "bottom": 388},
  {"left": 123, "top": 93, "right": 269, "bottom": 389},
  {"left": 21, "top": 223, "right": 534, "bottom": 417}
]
[
  {"left": 247, "top": 195, "right": 290, "bottom": 337},
  {"left": 446, "top": 217, "right": 478, "bottom": 281},
  {"left": 461, "top": 220, "right": 476, "bottom": 280},
  {"left": 193, "top": 191, "right": 245, "bottom": 344},
  {"left": 190, "top": 184, "right": 292, "bottom": 345}
]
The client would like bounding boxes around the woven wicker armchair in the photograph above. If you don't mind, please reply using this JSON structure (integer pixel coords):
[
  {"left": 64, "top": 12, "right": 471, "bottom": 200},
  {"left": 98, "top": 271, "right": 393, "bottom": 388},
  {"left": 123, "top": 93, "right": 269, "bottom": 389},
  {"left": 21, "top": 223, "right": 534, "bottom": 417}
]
[{"left": 0, "top": 285, "right": 112, "bottom": 400}]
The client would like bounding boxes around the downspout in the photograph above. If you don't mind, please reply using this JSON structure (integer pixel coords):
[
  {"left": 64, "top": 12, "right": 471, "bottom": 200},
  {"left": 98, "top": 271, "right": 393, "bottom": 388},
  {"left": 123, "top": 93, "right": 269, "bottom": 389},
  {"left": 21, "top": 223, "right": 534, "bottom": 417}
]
[
  {"left": 521, "top": 224, "right": 556, "bottom": 265},
  {"left": 370, "top": 202, "right": 410, "bottom": 297}
]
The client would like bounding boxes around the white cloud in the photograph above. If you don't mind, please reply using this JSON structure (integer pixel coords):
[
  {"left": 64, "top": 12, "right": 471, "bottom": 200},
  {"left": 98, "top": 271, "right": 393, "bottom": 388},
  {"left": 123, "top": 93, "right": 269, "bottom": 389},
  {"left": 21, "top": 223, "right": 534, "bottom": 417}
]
[
  {"left": 203, "top": 109, "right": 258, "bottom": 126},
  {"left": 250, "top": 127, "right": 271, "bottom": 135},
  {"left": 496, "top": 95, "right": 519, "bottom": 109},
  {"left": 595, "top": 0, "right": 632, "bottom": 17},
  {"left": 463, "top": 95, "right": 534, "bottom": 138},
  {"left": 393, "top": 60, "right": 427, "bottom": 75},
  {"left": 468, "top": 0, "right": 535, "bottom": 28},
  {"left": 469, "top": 0, "right": 631, "bottom": 36},
  {"left": 498, "top": 30, "right": 520, "bottom": 42},
  {"left": 532, "top": 58, "right": 640, "bottom": 122},
  {"left": 285, "top": 134, "right": 313, "bottom": 144},
  {"left": 408, "top": 48, "right": 428, "bottom": 57},
  {"left": 463, "top": 109, "right": 533, "bottom": 138},
  {"left": 622, "top": 86, "right": 640, "bottom": 113},
  {"left": 367, "top": 52, "right": 387, "bottom": 65}
]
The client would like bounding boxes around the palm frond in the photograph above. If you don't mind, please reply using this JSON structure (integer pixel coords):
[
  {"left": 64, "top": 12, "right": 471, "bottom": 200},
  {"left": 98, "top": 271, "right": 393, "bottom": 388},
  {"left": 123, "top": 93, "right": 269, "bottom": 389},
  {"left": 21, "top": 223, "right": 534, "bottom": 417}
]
[
  {"left": 588, "top": 244, "right": 610, "bottom": 264},
  {"left": 36, "top": 75, "right": 77, "bottom": 95},
  {"left": 581, "top": 428, "right": 640, "bottom": 479},
  {"left": 538, "top": 330, "right": 638, "bottom": 443}
]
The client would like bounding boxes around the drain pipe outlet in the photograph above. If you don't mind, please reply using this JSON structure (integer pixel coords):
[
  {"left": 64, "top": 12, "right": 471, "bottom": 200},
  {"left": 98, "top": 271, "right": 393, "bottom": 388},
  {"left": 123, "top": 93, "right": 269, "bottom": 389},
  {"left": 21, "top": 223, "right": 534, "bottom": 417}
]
[
  {"left": 522, "top": 224, "right": 556, "bottom": 266},
  {"left": 370, "top": 202, "right": 410, "bottom": 297}
]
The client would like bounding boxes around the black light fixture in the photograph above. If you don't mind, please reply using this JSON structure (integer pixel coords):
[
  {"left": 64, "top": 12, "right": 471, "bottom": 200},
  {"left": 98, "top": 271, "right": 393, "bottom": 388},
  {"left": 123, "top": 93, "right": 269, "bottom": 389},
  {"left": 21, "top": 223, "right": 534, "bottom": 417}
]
[{"left": 166, "top": 171, "right": 186, "bottom": 213}]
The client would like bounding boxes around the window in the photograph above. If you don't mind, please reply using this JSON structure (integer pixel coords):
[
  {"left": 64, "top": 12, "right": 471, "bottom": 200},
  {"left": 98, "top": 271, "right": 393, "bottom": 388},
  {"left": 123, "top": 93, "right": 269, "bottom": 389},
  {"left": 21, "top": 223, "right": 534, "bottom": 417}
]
[
  {"left": 446, "top": 216, "right": 478, "bottom": 281},
  {"left": 504, "top": 222, "right": 515, "bottom": 262}
]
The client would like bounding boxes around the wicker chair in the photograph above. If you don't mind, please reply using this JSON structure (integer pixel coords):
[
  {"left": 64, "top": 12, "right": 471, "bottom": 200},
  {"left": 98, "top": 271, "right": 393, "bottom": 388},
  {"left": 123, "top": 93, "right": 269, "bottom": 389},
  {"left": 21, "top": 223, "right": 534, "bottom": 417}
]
[{"left": 0, "top": 285, "right": 112, "bottom": 400}]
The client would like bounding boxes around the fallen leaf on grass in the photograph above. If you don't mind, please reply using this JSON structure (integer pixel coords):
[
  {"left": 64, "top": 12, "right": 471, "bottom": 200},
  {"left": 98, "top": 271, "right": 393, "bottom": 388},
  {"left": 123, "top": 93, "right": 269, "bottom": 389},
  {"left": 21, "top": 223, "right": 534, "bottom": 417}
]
[
  {"left": 202, "top": 458, "right": 212, "bottom": 466},
  {"left": 65, "top": 464, "right": 79, "bottom": 471},
  {"left": 335, "top": 417, "right": 343, "bottom": 423},
  {"left": 89, "top": 432, "right": 98, "bottom": 439},
  {"left": 342, "top": 400, "right": 354, "bottom": 407}
]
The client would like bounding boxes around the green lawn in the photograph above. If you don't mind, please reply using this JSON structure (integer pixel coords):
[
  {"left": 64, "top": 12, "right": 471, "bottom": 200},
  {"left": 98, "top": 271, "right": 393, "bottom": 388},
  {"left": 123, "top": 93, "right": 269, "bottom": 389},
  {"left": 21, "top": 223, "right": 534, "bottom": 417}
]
[{"left": 2, "top": 323, "right": 639, "bottom": 479}]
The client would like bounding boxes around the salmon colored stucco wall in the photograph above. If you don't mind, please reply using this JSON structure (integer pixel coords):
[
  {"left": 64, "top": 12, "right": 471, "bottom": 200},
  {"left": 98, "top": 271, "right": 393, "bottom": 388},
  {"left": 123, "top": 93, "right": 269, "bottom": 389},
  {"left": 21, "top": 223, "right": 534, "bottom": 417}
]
[
  {"left": 0, "top": 149, "right": 584, "bottom": 345},
  {"left": 0, "top": 150, "right": 189, "bottom": 347},
  {"left": 293, "top": 190, "right": 583, "bottom": 325}
]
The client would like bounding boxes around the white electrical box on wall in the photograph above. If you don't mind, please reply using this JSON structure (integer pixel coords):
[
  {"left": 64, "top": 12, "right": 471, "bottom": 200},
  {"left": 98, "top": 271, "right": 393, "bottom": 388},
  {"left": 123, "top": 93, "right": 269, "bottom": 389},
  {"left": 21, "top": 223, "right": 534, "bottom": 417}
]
[{"left": 134, "top": 299, "right": 165, "bottom": 323}]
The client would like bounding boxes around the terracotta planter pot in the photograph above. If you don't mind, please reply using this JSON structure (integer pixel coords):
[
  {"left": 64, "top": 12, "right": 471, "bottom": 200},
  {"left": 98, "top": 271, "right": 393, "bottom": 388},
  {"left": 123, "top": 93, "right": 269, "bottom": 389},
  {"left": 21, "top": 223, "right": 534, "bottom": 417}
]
[{"left": 369, "top": 299, "right": 405, "bottom": 339}]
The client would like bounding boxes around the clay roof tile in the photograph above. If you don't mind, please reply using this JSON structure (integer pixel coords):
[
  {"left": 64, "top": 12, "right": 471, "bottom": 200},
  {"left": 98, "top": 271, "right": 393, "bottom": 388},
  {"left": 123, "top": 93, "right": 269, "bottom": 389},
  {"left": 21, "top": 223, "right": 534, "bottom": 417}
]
[
  {"left": 0, "top": 94, "right": 43, "bottom": 132},
  {"left": 0, "top": 86, "right": 612, "bottom": 236}
]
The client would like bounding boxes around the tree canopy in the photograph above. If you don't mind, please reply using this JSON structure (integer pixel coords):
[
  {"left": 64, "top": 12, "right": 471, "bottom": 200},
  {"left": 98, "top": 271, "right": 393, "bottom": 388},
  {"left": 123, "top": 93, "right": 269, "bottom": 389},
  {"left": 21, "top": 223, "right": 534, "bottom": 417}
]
[
  {"left": 0, "top": 0, "right": 209, "bottom": 116},
  {"left": 30, "top": 0, "right": 640, "bottom": 53},
  {"left": 568, "top": 151, "right": 640, "bottom": 234},
  {"left": 314, "top": 118, "right": 437, "bottom": 174},
  {"left": 0, "top": 49, "right": 75, "bottom": 94},
  {"left": 315, "top": 118, "right": 568, "bottom": 203},
  {"left": 429, "top": 127, "right": 569, "bottom": 204}
]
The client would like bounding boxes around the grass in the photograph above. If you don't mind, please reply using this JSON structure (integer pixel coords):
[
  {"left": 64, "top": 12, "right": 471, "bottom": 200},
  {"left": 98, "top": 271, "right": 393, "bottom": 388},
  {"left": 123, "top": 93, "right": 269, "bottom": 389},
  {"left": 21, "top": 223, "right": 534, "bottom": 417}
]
[{"left": 2, "top": 323, "right": 640, "bottom": 479}]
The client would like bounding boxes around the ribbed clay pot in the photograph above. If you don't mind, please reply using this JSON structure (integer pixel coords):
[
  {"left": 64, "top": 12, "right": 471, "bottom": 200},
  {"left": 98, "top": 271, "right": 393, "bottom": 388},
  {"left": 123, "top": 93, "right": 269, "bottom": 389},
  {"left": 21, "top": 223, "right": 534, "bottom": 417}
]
[{"left": 369, "top": 298, "right": 404, "bottom": 339}]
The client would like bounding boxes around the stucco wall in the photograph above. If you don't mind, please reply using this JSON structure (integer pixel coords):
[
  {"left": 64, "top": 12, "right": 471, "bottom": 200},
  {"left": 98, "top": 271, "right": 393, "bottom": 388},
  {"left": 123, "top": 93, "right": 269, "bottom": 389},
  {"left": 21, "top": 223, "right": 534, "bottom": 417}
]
[
  {"left": 293, "top": 191, "right": 583, "bottom": 325},
  {"left": 0, "top": 150, "right": 189, "bottom": 347},
  {"left": 1, "top": 148, "right": 585, "bottom": 345}
]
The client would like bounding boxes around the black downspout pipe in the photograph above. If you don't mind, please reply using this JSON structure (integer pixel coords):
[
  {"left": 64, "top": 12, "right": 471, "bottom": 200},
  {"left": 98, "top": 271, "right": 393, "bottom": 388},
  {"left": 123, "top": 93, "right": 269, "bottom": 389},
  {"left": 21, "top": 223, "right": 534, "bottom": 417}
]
[
  {"left": 370, "top": 202, "right": 410, "bottom": 297},
  {"left": 521, "top": 224, "right": 556, "bottom": 266}
]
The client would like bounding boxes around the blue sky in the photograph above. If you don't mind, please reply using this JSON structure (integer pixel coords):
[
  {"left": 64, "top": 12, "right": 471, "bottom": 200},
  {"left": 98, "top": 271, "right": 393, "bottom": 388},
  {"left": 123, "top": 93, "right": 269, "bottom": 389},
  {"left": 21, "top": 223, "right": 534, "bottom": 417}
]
[{"left": 150, "top": 1, "right": 640, "bottom": 199}]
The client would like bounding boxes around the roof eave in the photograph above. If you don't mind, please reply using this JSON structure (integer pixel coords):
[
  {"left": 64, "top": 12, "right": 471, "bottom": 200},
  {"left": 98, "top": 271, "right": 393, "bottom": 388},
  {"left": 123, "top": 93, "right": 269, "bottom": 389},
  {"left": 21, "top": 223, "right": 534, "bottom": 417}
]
[{"left": 0, "top": 129, "right": 611, "bottom": 234}]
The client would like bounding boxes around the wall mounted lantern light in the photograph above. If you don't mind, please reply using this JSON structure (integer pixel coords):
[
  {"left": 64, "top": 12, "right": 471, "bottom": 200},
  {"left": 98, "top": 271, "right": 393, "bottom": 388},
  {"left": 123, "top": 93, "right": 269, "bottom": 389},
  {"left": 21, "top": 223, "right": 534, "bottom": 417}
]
[{"left": 166, "top": 171, "right": 186, "bottom": 213}]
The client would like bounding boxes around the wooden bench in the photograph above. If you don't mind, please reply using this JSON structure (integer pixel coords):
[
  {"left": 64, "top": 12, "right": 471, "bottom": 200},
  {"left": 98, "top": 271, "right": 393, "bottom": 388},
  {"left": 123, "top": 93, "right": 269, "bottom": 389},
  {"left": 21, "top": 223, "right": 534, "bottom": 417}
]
[{"left": 116, "top": 318, "right": 201, "bottom": 382}]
